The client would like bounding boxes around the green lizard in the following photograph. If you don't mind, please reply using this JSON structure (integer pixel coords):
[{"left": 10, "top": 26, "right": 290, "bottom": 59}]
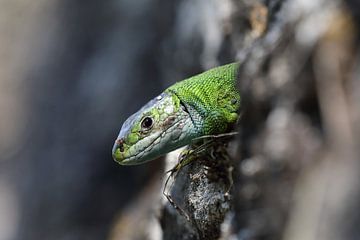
[{"left": 112, "top": 62, "right": 240, "bottom": 165}]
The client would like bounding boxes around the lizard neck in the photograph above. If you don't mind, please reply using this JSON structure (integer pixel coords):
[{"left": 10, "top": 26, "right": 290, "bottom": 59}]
[{"left": 166, "top": 88, "right": 205, "bottom": 135}]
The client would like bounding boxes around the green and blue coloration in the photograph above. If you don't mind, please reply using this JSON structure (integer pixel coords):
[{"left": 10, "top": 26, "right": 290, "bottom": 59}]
[{"left": 112, "top": 62, "right": 240, "bottom": 165}]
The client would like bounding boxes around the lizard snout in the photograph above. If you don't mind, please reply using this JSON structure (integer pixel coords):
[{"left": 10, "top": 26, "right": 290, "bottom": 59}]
[
  {"left": 115, "top": 138, "right": 125, "bottom": 152},
  {"left": 112, "top": 138, "right": 125, "bottom": 162}
]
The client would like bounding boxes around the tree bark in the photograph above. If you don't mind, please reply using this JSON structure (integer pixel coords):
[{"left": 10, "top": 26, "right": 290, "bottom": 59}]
[{"left": 157, "top": 0, "right": 360, "bottom": 239}]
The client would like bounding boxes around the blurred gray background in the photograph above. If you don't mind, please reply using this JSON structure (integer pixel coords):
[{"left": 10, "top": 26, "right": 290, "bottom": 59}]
[
  {"left": 1, "top": 0, "right": 360, "bottom": 240},
  {"left": 0, "top": 0, "right": 200, "bottom": 239}
]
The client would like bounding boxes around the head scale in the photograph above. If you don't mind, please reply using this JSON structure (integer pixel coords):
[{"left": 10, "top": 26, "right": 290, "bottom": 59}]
[{"left": 112, "top": 92, "right": 199, "bottom": 165}]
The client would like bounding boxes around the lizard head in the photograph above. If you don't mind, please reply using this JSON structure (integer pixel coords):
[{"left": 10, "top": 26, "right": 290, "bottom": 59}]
[{"left": 112, "top": 92, "right": 198, "bottom": 165}]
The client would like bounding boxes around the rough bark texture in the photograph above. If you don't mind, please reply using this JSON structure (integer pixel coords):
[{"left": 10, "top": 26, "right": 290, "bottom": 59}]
[
  {"left": 161, "top": 142, "right": 233, "bottom": 239},
  {"left": 157, "top": 0, "right": 360, "bottom": 239}
]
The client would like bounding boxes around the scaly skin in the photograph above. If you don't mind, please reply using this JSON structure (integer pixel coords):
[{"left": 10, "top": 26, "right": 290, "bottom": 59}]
[{"left": 112, "top": 62, "right": 240, "bottom": 165}]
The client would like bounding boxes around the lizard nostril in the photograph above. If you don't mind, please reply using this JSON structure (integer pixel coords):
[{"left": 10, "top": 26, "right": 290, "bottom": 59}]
[{"left": 116, "top": 138, "right": 125, "bottom": 152}]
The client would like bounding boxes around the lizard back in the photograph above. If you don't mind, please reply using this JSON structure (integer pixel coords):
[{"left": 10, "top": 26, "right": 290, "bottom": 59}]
[{"left": 166, "top": 62, "right": 240, "bottom": 135}]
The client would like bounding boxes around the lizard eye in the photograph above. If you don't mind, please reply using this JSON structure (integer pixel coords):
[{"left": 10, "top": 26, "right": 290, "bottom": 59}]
[{"left": 141, "top": 117, "right": 154, "bottom": 130}]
